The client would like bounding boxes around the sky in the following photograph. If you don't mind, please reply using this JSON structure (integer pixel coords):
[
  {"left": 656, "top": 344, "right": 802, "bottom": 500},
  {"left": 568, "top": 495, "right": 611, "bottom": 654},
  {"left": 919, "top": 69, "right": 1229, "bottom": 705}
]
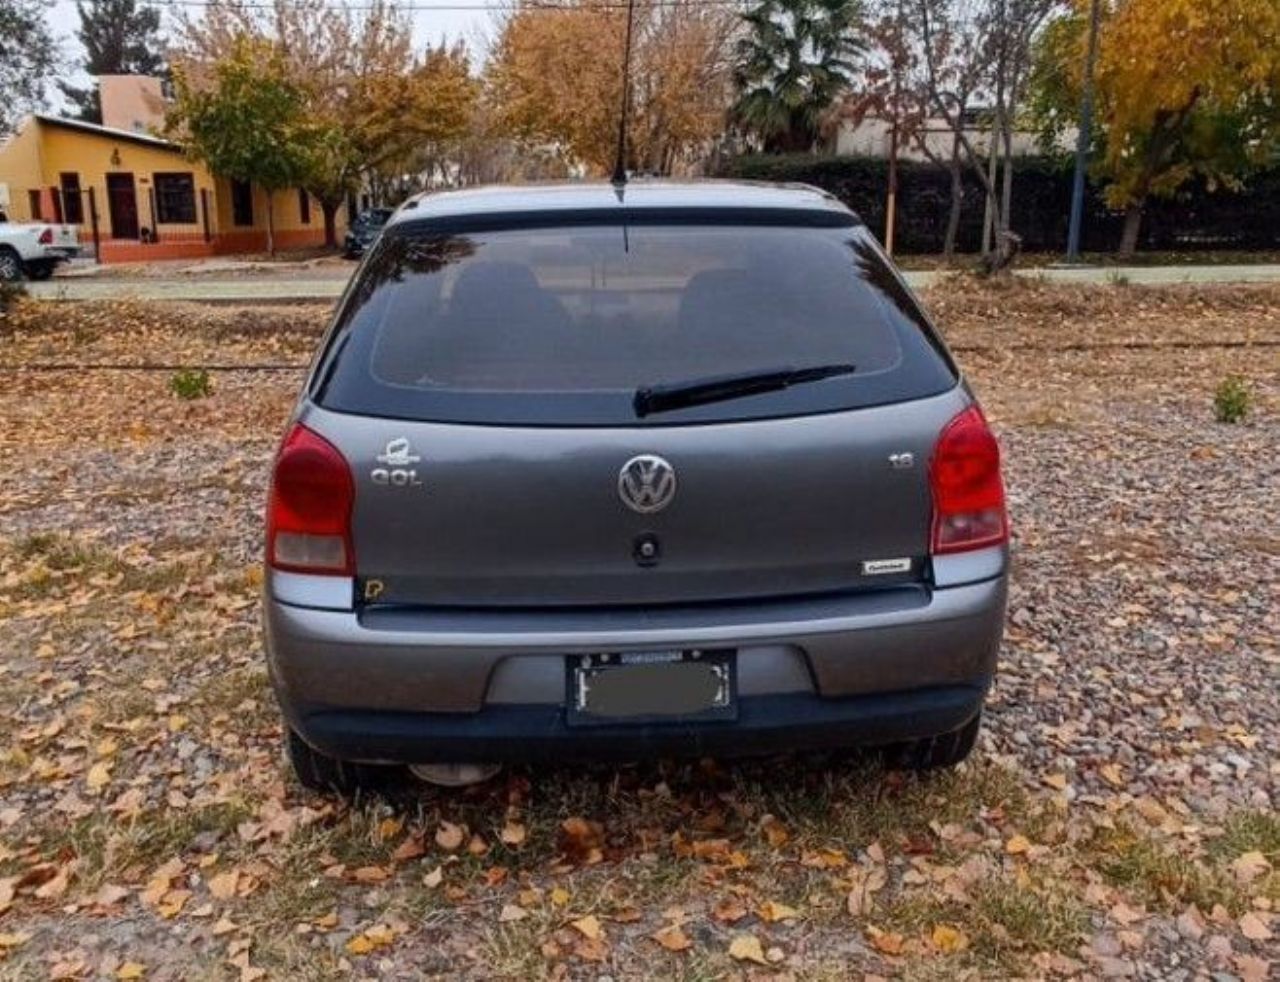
[{"left": 44, "top": 0, "right": 497, "bottom": 107}]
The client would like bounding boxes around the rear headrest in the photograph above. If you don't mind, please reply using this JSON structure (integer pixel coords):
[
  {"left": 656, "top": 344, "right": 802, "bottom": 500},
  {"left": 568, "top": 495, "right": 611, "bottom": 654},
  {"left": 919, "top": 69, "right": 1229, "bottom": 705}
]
[{"left": 451, "top": 262, "right": 543, "bottom": 307}]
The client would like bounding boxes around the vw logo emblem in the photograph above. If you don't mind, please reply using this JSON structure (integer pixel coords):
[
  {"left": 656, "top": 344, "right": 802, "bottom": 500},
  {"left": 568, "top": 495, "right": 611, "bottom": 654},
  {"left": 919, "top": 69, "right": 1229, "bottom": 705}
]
[{"left": 618, "top": 455, "right": 677, "bottom": 514}]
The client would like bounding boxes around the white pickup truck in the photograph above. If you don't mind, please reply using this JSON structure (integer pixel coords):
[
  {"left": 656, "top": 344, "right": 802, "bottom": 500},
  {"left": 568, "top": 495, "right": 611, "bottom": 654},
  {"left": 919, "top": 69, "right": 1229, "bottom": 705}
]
[{"left": 0, "top": 221, "right": 81, "bottom": 282}]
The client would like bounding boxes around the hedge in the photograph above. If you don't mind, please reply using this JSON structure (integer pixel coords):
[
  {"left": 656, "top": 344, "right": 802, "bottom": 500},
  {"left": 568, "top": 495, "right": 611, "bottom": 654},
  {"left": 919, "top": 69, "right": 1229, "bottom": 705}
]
[{"left": 716, "top": 154, "right": 1280, "bottom": 254}]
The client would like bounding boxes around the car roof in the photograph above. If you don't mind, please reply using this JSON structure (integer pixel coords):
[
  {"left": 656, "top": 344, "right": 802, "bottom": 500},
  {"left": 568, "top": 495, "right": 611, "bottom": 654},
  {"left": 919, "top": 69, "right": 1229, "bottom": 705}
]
[{"left": 388, "top": 180, "right": 857, "bottom": 227}]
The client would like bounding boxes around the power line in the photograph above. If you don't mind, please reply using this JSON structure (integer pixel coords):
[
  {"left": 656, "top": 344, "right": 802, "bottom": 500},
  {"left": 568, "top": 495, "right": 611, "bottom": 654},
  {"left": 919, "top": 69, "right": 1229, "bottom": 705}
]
[{"left": 51, "top": 0, "right": 759, "bottom": 10}]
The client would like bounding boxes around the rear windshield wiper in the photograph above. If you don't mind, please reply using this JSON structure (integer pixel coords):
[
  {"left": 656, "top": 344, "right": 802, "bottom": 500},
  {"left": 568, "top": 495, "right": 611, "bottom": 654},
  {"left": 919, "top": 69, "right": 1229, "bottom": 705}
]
[{"left": 634, "top": 363, "right": 856, "bottom": 418}]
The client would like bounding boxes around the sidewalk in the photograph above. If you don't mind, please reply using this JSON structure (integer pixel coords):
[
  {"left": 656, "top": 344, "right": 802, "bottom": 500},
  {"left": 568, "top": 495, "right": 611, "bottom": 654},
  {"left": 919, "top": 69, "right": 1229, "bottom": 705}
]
[{"left": 23, "top": 263, "right": 1280, "bottom": 304}]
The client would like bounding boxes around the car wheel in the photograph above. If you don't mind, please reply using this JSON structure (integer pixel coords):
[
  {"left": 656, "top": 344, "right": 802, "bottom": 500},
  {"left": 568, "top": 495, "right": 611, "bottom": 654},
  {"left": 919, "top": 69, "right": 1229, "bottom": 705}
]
[
  {"left": 883, "top": 712, "right": 982, "bottom": 771},
  {"left": 0, "top": 248, "right": 22, "bottom": 282},
  {"left": 286, "top": 728, "right": 403, "bottom": 796}
]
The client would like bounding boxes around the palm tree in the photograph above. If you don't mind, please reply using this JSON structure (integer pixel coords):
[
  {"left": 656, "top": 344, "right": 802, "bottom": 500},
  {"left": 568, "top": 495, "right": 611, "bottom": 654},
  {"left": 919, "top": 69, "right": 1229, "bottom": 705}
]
[{"left": 733, "top": 0, "right": 866, "bottom": 153}]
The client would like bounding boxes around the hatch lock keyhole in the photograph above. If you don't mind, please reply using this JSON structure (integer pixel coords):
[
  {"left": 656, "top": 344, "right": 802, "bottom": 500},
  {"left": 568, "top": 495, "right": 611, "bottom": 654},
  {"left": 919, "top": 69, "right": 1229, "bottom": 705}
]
[{"left": 633, "top": 532, "right": 661, "bottom": 567}]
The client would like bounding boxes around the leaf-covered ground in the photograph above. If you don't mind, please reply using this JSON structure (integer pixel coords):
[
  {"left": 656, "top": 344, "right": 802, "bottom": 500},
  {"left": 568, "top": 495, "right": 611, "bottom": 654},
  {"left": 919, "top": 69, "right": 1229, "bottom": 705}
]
[{"left": 0, "top": 280, "right": 1277, "bottom": 981}]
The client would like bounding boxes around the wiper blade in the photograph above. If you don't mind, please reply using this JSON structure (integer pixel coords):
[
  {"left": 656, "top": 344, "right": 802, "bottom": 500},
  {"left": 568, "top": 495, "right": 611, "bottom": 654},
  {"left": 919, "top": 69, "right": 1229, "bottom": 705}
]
[{"left": 634, "top": 363, "right": 856, "bottom": 417}]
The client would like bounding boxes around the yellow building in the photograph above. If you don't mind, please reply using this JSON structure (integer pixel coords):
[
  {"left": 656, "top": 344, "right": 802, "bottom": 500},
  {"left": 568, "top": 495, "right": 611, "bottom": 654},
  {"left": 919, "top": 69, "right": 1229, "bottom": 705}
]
[{"left": 0, "top": 113, "right": 344, "bottom": 262}]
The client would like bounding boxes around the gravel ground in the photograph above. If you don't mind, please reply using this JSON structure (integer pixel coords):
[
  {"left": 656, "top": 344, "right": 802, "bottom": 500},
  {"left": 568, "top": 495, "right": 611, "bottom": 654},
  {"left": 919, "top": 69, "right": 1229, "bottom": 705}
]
[{"left": 0, "top": 281, "right": 1276, "bottom": 980}]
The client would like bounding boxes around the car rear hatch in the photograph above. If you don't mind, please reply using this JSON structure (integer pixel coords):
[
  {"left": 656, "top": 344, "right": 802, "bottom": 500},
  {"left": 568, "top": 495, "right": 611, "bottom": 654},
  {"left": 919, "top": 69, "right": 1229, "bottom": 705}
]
[
  {"left": 304, "top": 214, "right": 965, "bottom": 609},
  {"left": 303, "top": 389, "right": 965, "bottom": 607}
]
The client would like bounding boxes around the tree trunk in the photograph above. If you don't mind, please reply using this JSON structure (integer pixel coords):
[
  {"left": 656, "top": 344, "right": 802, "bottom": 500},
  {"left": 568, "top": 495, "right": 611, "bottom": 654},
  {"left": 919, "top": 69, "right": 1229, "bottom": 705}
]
[
  {"left": 1000, "top": 125, "right": 1015, "bottom": 236},
  {"left": 981, "top": 136, "right": 999, "bottom": 254},
  {"left": 266, "top": 190, "right": 275, "bottom": 257},
  {"left": 321, "top": 200, "right": 339, "bottom": 248},
  {"left": 943, "top": 131, "right": 964, "bottom": 259},
  {"left": 1119, "top": 202, "right": 1143, "bottom": 258},
  {"left": 943, "top": 163, "right": 964, "bottom": 258}
]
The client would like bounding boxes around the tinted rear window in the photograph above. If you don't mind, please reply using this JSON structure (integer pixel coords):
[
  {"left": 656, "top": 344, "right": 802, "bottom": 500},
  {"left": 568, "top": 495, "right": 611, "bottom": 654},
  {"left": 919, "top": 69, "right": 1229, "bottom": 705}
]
[{"left": 314, "top": 220, "right": 956, "bottom": 426}]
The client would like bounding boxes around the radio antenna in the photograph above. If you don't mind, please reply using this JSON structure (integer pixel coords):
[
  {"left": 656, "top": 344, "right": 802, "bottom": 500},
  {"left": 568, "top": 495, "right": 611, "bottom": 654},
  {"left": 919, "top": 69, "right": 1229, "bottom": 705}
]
[{"left": 610, "top": 0, "right": 638, "bottom": 186}]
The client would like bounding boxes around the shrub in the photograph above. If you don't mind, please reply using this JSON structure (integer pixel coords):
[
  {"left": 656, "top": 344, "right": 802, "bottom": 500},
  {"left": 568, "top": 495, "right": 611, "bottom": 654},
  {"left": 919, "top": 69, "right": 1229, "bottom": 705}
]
[
  {"left": 714, "top": 153, "right": 1280, "bottom": 254},
  {"left": 1214, "top": 376, "right": 1249, "bottom": 424},
  {"left": 170, "top": 368, "right": 213, "bottom": 400}
]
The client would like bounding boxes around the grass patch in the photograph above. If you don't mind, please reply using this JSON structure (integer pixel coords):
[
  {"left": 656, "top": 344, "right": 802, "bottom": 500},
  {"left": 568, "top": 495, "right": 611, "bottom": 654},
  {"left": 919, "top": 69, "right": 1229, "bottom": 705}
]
[
  {"left": 23, "top": 798, "right": 256, "bottom": 890},
  {"left": 190, "top": 665, "right": 272, "bottom": 726},
  {"left": 885, "top": 874, "right": 1087, "bottom": 971},
  {"left": 1090, "top": 824, "right": 1244, "bottom": 914}
]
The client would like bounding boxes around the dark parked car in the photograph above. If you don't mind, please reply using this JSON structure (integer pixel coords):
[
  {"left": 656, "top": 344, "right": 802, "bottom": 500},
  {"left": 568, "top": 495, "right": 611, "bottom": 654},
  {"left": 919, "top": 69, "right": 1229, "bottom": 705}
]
[
  {"left": 342, "top": 208, "right": 394, "bottom": 259},
  {"left": 265, "top": 181, "right": 1009, "bottom": 792}
]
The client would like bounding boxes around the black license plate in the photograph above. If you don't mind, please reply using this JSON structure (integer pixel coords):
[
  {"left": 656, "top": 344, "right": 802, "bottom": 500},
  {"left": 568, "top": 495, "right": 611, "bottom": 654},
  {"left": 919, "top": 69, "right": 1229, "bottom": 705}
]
[{"left": 566, "top": 649, "right": 736, "bottom": 726}]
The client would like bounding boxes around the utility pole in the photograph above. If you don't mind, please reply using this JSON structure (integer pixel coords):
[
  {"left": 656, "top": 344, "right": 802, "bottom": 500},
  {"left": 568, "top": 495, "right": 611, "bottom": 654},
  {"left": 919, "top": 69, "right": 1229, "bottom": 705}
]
[
  {"left": 884, "top": 0, "right": 904, "bottom": 256},
  {"left": 1066, "top": 0, "right": 1102, "bottom": 262}
]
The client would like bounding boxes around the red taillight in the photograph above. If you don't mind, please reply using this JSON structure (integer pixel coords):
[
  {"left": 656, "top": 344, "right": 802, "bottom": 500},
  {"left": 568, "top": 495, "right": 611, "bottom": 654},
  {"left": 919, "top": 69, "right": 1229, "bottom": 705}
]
[
  {"left": 929, "top": 406, "right": 1008, "bottom": 554},
  {"left": 266, "top": 423, "right": 354, "bottom": 575},
  {"left": 38, "top": 228, "right": 53, "bottom": 245}
]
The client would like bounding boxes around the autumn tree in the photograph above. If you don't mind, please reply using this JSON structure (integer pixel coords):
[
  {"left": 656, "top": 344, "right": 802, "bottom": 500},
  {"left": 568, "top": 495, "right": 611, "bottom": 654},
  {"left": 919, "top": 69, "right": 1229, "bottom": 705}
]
[
  {"left": 487, "top": 0, "right": 738, "bottom": 175},
  {"left": 172, "top": 0, "right": 477, "bottom": 245},
  {"left": 0, "top": 0, "right": 59, "bottom": 136},
  {"left": 60, "top": 0, "right": 166, "bottom": 123},
  {"left": 169, "top": 39, "right": 309, "bottom": 254},
  {"left": 733, "top": 0, "right": 866, "bottom": 153},
  {"left": 848, "top": 0, "right": 993, "bottom": 255},
  {"left": 1030, "top": 0, "right": 1280, "bottom": 256}
]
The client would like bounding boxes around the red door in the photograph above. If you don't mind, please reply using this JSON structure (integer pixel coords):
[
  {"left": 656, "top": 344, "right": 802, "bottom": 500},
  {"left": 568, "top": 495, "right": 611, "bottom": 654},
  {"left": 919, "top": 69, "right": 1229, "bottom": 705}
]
[{"left": 106, "top": 173, "right": 139, "bottom": 240}]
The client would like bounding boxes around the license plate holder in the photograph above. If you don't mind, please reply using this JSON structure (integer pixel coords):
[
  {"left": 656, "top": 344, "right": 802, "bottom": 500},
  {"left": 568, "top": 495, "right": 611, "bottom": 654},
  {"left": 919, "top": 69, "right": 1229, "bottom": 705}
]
[{"left": 566, "top": 649, "right": 736, "bottom": 726}]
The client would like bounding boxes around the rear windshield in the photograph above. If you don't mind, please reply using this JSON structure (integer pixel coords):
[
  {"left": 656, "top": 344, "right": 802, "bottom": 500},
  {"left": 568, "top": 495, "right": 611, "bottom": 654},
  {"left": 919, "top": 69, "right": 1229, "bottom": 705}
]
[{"left": 314, "top": 219, "right": 956, "bottom": 426}]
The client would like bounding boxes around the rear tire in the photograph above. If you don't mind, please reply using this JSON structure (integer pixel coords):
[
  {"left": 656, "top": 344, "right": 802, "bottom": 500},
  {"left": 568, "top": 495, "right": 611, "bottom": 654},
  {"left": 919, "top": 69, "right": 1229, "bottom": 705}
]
[
  {"left": 884, "top": 712, "right": 982, "bottom": 772},
  {"left": 286, "top": 728, "right": 403, "bottom": 795}
]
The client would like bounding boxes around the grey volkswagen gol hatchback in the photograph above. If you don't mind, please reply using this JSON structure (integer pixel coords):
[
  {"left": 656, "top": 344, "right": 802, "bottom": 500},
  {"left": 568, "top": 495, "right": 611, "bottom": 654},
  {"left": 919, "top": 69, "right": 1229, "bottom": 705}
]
[{"left": 264, "top": 182, "right": 1009, "bottom": 792}]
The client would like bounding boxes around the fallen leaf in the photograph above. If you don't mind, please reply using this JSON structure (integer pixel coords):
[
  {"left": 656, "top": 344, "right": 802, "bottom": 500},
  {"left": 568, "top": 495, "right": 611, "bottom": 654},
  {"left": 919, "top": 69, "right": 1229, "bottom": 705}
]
[
  {"left": 759, "top": 899, "right": 800, "bottom": 923},
  {"left": 571, "top": 914, "right": 604, "bottom": 941},
  {"left": 34, "top": 865, "right": 70, "bottom": 900},
  {"left": 86, "top": 762, "right": 112, "bottom": 793},
  {"left": 931, "top": 924, "right": 968, "bottom": 953},
  {"left": 391, "top": 837, "right": 425, "bottom": 863},
  {"left": 559, "top": 817, "right": 604, "bottom": 864},
  {"left": 761, "top": 814, "right": 789, "bottom": 848},
  {"left": 1099, "top": 763, "right": 1125, "bottom": 788},
  {"left": 1005, "top": 835, "right": 1032, "bottom": 855},
  {"left": 500, "top": 821, "right": 527, "bottom": 847},
  {"left": 847, "top": 867, "right": 888, "bottom": 917},
  {"left": 345, "top": 935, "right": 375, "bottom": 956},
  {"left": 435, "top": 822, "right": 465, "bottom": 852},
  {"left": 574, "top": 936, "right": 609, "bottom": 962},
  {"left": 421, "top": 866, "right": 443, "bottom": 888},
  {"left": 868, "top": 927, "right": 907, "bottom": 956},
  {"left": 1239, "top": 912, "right": 1272, "bottom": 941},
  {"left": 498, "top": 904, "right": 528, "bottom": 923},
  {"left": 116, "top": 963, "right": 146, "bottom": 980},
  {"left": 1231, "top": 851, "right": 1271, "bottom": 885},
  {"left": 652, "top": 924, "right": 693, "bottom": 952},
  {"left": 713, "top": 897, "right": 749, "bottom": 923},
  {"left": 728, "top": 933, "right": 768, "bottom": 965},
  {"left": 208, "top": 870, "right": 239, "bottom": 900},
  {"left": 1042, "top": 772, "right": 1069, "bottom": 791}
]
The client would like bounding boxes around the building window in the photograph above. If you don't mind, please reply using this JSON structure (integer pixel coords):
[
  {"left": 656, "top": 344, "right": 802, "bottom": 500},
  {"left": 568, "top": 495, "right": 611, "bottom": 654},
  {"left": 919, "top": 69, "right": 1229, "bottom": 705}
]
[
  {"left": 59, "top": 173, "right": 84, "bottom": 224},
  {"left": 154, "top": 172, "right": 196, "bottom": 224},
  {"left": 28, "top": 190, "right": 43, "bottom": 221},
  {"left": 298, "top": 189, "right": 311, "bottom": 225},
  {"left": 231, "top": 179, "right": 253, "bottom": 226}
]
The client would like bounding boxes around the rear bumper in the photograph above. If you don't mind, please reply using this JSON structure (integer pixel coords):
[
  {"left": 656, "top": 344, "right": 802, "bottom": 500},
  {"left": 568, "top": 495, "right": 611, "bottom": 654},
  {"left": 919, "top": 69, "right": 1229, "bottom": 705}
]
[
  {"left": 265, "top": 556, "right": 1006, "bottom": 764},
  {"left": 297, "top": 685, "right": 988, "bottom": 764}
]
